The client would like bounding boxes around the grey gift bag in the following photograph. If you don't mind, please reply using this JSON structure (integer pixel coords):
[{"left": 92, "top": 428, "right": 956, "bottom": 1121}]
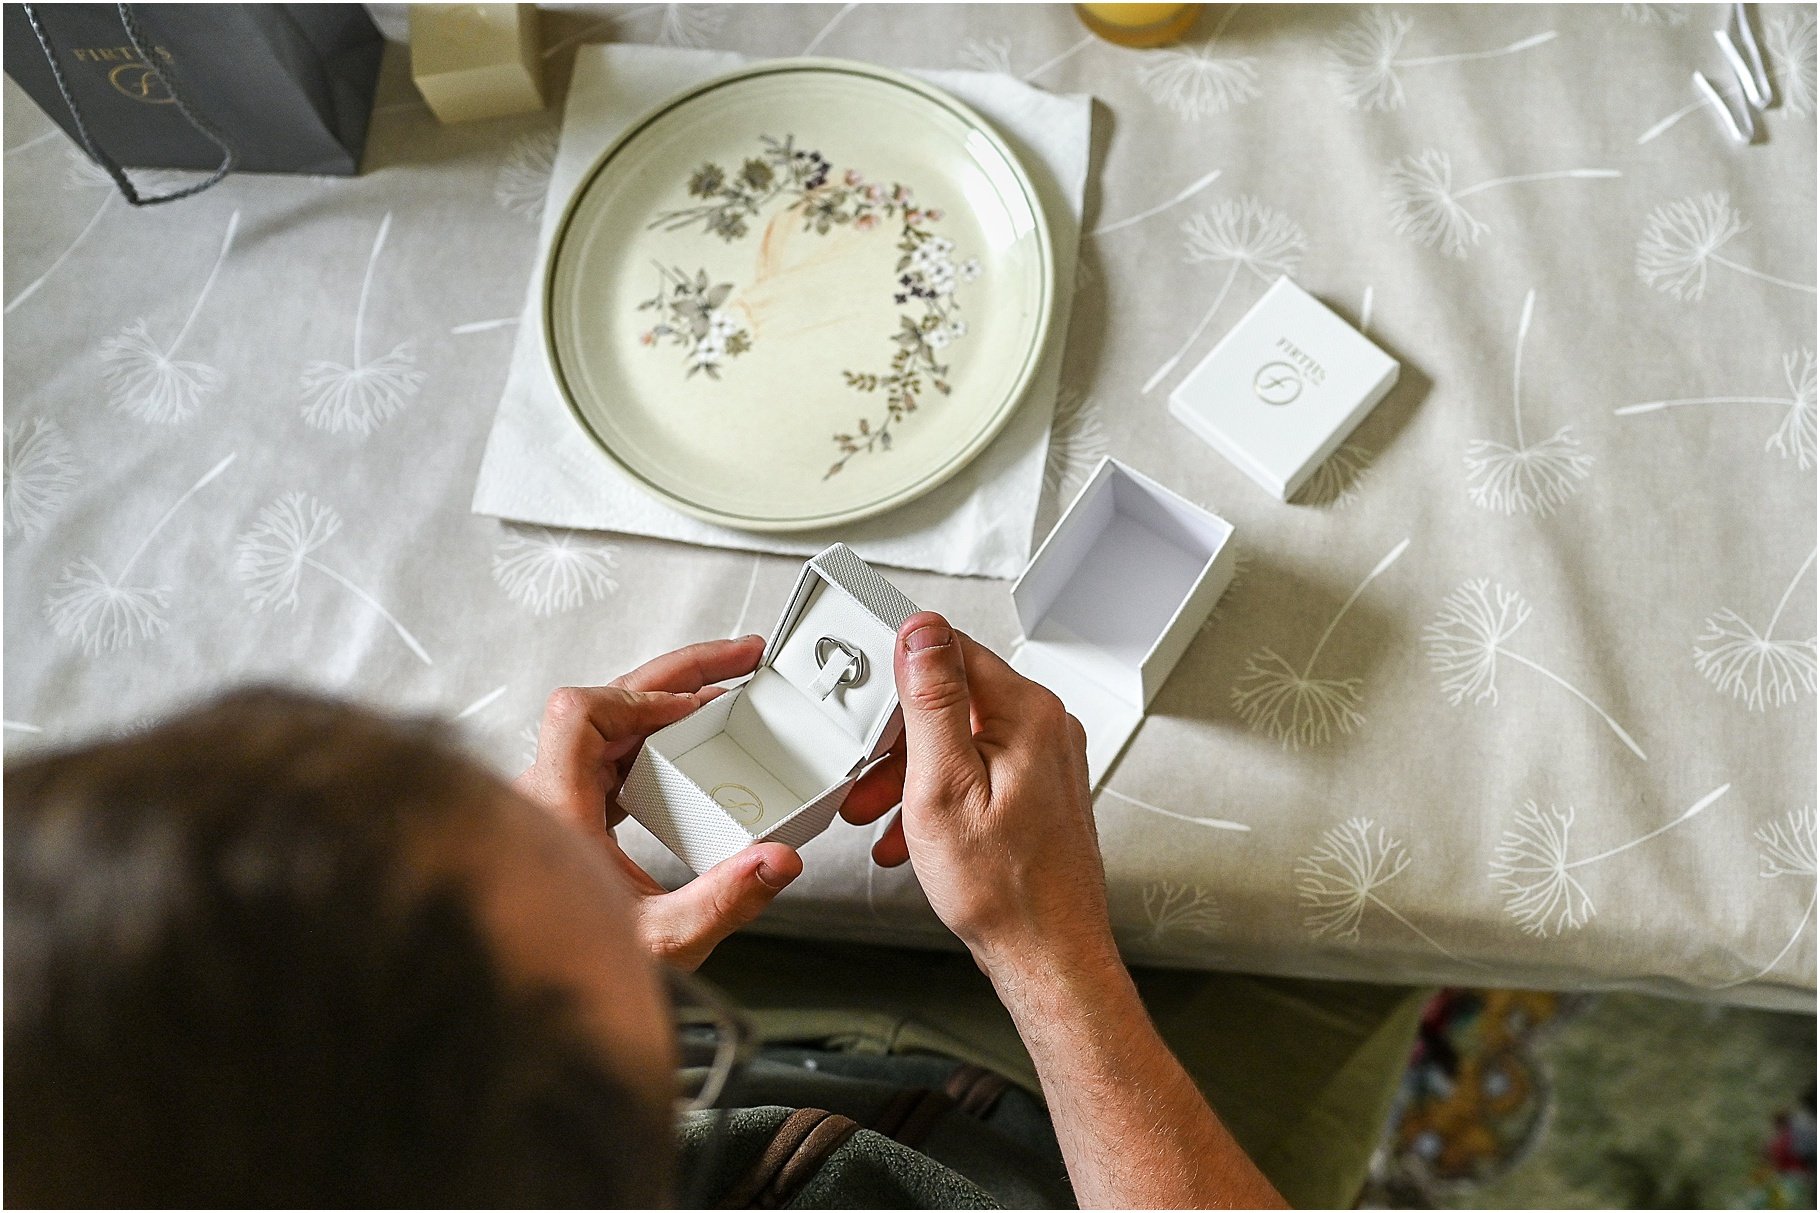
[{"left": 4, "top": 2, "right": 384, "bottom": 204}]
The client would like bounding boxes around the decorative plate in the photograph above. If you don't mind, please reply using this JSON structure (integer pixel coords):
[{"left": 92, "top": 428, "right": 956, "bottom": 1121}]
[{"left": 544, "top": 59, "right": 1055, "bottom": 532}]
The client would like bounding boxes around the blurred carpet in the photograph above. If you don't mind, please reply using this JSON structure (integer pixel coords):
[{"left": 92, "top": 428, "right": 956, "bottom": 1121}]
[{"left": 1362, "top": 989, "right": 1816, "bottom": 1209}]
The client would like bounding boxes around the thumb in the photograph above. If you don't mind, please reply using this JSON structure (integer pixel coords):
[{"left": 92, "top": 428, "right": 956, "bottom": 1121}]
[
  {"left": 638, "top": 843, "right": 803, "bottom": 971},
  {"left": 894, "top": 612, "right": 985, "bottom": 798}
]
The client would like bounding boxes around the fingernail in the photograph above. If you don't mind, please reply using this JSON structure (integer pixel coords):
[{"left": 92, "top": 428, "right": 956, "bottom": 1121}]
[
  {"left": 756, "top": 860, "right": 792, "bottom": 890},
  {"left": 904, "top": 622, "right": 953, "bottom": 653},
  {"left": 743, "top": 633, "right": 765, "bottom": 644}
]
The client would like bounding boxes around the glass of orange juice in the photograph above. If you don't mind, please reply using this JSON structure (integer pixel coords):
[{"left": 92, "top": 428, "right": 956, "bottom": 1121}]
[{"left": 1075, "top": 4, "right": 1201, "bottom": 48}]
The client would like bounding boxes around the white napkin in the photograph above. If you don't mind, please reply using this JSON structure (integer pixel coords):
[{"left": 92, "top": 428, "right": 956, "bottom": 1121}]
[{"left": 470, "top": 44, "right": 1089, "bottom": 579}]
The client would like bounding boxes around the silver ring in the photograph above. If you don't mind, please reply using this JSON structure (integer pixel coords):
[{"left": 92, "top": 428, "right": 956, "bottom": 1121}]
[{"left": 814, "top": 635, "right": 866, "bottom": 688}]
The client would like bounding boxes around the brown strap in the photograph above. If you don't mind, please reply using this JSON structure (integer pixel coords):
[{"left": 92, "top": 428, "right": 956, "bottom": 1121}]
[
  {"left": 942, "top": 1063, "right": 1013, "bottom": 1119},
  {"left": 718, "top": 1108, "right": 829, "bottom": 1208},
  {"left": 871, "top": 1087, "right": 927, "bottom": 1139},
  {"left": 717, "top": 1107, "right": 864, "bottom": 1209},
  {"left": 762, "top": 1112, "right": 862, "bottom": 1207},
  {"left": 871, "top": 1085, "right": 956, "bottom": 1149}
]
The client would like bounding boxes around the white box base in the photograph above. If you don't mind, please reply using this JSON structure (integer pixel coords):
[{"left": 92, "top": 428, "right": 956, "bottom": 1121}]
[
  {"left": 1011, "top": 458, "right": 1235, "bottom": 786},
  {"left": 619, "top": 544, "right": 917, "bottom": 874}
]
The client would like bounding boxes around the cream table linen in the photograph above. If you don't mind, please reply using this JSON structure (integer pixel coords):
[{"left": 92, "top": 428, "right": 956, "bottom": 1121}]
[{"left": 4, "top": 4, "right": 1814, "bottom": 1010}]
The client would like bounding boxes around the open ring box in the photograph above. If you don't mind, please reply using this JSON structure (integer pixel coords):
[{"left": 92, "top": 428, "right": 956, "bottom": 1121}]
[
  {"left": 619, "top": 543, "right": 918, "bottom": 875},
  {"left": 1010, "top": 457, "right": 1237, "bottom": 787}
]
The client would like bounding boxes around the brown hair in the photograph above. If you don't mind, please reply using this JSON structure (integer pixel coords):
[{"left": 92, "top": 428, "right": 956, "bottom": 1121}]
[{"left": 5, "top": 689, "right": 674, "bottom": 1207}]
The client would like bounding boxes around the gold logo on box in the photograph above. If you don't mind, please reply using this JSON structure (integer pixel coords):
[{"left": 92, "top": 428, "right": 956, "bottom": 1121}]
[{"left": 710, "top": 783, "right": 765, "bottom": 826}]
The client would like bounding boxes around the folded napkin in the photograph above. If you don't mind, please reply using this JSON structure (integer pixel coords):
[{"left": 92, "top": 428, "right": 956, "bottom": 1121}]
[{"left": 470, "top": 44, "right": 1089, "bottom": 579}]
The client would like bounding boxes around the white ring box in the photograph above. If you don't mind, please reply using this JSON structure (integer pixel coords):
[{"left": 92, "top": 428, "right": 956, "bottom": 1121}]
[
  {"left": 1010, "top": 458, "right": 1236, "bottom": 786},
  {"left": 1168, "top": 276, "right": 1399, "bottom": 501},
  {"left": 619, "top": 543, "right": 917, "bottom": 875}
]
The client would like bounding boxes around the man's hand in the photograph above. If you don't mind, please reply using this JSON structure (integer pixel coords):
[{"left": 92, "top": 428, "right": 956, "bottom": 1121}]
[
  {"left": 846, "top": 614, "right": 1287, "bottom": 1208},
  {"left": 841, "top": 611, "right": 1118, "bottom": 983},
  {"left": 518, "top": 635, "right": 896, "bottom": 971}
]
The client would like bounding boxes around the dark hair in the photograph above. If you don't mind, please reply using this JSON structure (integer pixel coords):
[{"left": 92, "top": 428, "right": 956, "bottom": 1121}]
[{"left": 5, "top": 690, "right": 674, "bottom": 1207}]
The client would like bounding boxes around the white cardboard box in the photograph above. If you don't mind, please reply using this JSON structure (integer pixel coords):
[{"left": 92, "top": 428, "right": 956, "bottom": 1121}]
[
  {"left": 1010, "top": 458, "right": 1236, "bottom": 786},
  {"left": 1168, "top": 276, "right": 1399, "bottom": 501},
  {"left": 619, "top": 544, "right": 917, "bottom": 874}
]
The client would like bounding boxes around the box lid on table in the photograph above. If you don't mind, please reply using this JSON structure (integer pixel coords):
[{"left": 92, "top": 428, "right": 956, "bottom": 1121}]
[{"left": 1168, "top": 276, "right": 1398, "bottom": 501}]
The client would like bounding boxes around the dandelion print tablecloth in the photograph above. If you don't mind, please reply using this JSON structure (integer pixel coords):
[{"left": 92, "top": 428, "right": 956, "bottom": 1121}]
[{"left": 4, "top": 4, "right": 1814, "bottom": 1010}]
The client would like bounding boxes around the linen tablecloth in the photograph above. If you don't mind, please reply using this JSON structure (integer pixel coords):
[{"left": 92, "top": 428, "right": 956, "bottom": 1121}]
[{"left": 5, "top": 4, "right": 1814, "bottom": 1010}]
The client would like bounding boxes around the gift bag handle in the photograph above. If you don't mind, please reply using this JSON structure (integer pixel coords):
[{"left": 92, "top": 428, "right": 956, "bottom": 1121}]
[{"left": 22, "top": 2, "right": 237, "bottom": 206}]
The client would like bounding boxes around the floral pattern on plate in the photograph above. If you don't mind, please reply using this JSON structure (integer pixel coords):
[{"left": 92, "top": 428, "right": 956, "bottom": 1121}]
[{"left": 638, "top": 133, "right": 981, "bottom": 474}]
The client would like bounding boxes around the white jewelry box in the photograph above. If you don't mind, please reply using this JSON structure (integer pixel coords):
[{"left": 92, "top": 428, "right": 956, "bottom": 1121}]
[
  {"left": 1010, "top": 458, "right": 1237, "bottom": 787},
  {"left": 1168, "top": 276, "right": 1399, "bottom": 501},
  {"left": 619, "top": 544, "right": 918, "bottom": 875}
]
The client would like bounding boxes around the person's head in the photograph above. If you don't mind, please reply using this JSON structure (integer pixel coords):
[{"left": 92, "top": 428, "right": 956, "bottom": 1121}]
[{"left": 5, "top": 689, "right": 678, "bottom": 1206}]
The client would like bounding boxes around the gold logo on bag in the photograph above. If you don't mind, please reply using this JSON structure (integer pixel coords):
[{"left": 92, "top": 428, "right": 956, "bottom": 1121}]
[
  {"left": 107, "top": 61, "right": 175, "bottom": 103},
  {"left": 710, "top": 783, "right": 766, "bottom": 826},
  {"left": 70, "top": 46, "right": 178, "bottom": 103}
]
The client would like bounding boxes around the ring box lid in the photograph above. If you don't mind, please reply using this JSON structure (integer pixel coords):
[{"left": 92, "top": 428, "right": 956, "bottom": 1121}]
[
  {"left": 1010, "top": 458, "right": 1236, "bottom": 785},
  {"left": 1168, "top": 276, "right": 1399, "bottom": 501}
]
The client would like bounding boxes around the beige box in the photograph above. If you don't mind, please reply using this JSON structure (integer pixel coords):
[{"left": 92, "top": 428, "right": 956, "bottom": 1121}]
[{"left": 409, "top": 4, "right": 544, "bottom": 124}]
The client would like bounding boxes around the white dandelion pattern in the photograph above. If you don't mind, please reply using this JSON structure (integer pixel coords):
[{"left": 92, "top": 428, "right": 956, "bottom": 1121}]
[
  {"left": 1098, "top": 786, "right": 1250, "bottom": 833},
  {"left": 100, "top": 209, "right": 238, "bottom": 424},
  {"left": 491, "top": 526, "right": 621, "bottom": 616},
  {"left": 1636, "top": 192, "right": 1816, "bottom": 302},
  {"left": 958, "top": 36, "right": 1013, "bottom": 75},
  {"left": 5, "top": 152, "right": 113, "bottom": 315},
  {"left": 1693, "top": 548, "right": 1817, "bottom": 711},
  {"left": 1296, "top": 817, "right": 1480, "bottom": 963},
  {"left": 494, "top": 128, "right": 557, "bottom": 221},
  {"left": 1044, "top": 389, "right": 1109, "bottom": 498},
  {"left": 1426, "top": 579, "right": 1649, "bottom": 760},
  {"left": 1490, "top": 786, "right": 1730, "bottom": 936},
  {"left": 1232, "top": 538, "right": 1409, "bottom": 749},
  {"left": 1615, "top": 348, "right": 1816, "bottom": 471},
  {"left": 234, "top": 491, "right": 433, "bottom": 665},
  {"left": 959, "top": 32, "right": 1094, "bottom": 81},
  {"left": 1768, "top": 8, "right": 1817, "bottom": 117},
  {"left": 300, "top": 212, "right": 426, "bottom": 435},
  {"left": 801, "top": 2, "right": 854, "bottom": 55},
  {"left": 1386, "top": 149, "right": 1621, "bottom": 258},
  {"left": 1621, "top": 3, "right": 1690, "bottom": 25},
  {"left": 1294, "top": 443, "right": 1373, "bottom": 507},
  {"left": 1136, "top": 5, "right": 1259, "bottom": 120},
  {"left": 1637, "top": 80, "right": 1748, "bottom": 145},
  {"left": 652, "top": 3, "right": 725, "bottom": 47},
  {"left": 1143, "top": 881, "right": 1223, "bottom": 944},
  {"left": 1325, "top": 9, "right": 1558, "bottom": 111},
  {"left": 456, "top": 685, "right": 509, "bottom": 721},
  {"left": 1711, "top": 807, "right": 1819, "bottom": 989},
  {"left": 1465, "top": 289, "right": 1593, "bottom": 516},
  {"left": 1090, "top": 168, "right": 1224, "bottom": 238},
  {"left": 1202, "top": 549, "right": 1252, "bottom": 628},
  {"left": 4, "top": 417, "right": 80, "bottom": 539},
  {"left": 1758, "top": 807, "right": 1819, "bottom": 880},
  {"left": 1143, "top": 195, "right": 1307, "bottom": 393},
  {"left": 44, "top": 453, "right": 237, "bottom": 655}
]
